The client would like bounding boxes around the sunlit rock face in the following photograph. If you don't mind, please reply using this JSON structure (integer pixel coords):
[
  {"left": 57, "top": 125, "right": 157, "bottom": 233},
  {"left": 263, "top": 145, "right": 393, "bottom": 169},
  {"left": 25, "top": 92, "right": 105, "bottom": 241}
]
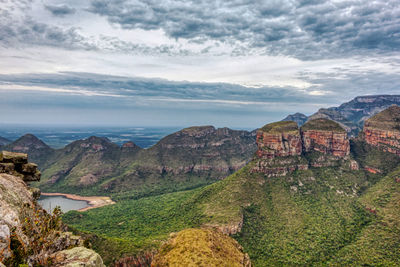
[{"left": 363, "top": 105, "right": 400, "bottom": 156}]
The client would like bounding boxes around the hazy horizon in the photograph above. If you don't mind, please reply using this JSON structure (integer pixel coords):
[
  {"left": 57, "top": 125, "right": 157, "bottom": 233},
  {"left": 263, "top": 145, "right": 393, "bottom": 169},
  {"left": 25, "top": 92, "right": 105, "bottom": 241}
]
[{"left": 1, "top": 0, "right": 399, "bottom": 127}]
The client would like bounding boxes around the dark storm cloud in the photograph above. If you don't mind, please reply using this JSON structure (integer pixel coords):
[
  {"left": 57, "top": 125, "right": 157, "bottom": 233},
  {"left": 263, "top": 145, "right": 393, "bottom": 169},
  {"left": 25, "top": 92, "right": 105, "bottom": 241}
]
[
  {"left": 44, "top": 4, "right": 76, "bottom": 16},
  {"left": 88, "top": 0, "right": 400, "bottom": 59}
]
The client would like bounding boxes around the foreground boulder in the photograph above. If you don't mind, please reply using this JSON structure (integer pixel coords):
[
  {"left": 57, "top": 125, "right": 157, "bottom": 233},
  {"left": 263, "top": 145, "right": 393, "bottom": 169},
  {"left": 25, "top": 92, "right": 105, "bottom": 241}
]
[
  {"left": 151, "top": 228, "right": 251, "bottom": 267},
  {"left": 0, "top": 151, "right": 41, "bottom": 182}
]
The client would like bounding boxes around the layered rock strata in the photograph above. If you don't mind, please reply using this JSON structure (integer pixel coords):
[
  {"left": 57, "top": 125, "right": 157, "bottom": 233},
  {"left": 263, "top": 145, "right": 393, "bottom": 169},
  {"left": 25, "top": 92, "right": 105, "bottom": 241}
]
[
  {"left": 253, "top": 119, "right": 351, "bottom": 176},
  {"left": 256, "top": 121, "right": 302, "bottom": 159},
  {"left": 0, "top": 151, "right": 41, "bottom": 182},
  {"left": 301, "top": 118, "right": 350, "bottom": 157},
  {"left": 363, "top": 105, "right": 400, "bottom": 156}
]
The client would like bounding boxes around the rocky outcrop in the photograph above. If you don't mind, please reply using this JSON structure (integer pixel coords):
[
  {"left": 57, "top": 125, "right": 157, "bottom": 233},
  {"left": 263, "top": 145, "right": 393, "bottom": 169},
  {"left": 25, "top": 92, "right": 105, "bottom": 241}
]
[
  {"left": 253, "top": 119, "right": 352, "bottom": 176},
  {"left": 0, "top": 151, "right": 41, "bottom": 182},
  {"left": 301, "top": 119, "right": 350, "bottom": 157},
  {"left": 363, "top": 105, "right": 400, "bottom": 156},
  {"left": 0, "top": 153, "right": 104, "bottom": 266},
  {"left": 49, "top": 247, "right": 104, "bottom": 267},
  {"left": 256, "top": 121, "right": 302, "bottom": 159},
  {"left": 309, "top": 95, "right": 400, "bottom": 136}
]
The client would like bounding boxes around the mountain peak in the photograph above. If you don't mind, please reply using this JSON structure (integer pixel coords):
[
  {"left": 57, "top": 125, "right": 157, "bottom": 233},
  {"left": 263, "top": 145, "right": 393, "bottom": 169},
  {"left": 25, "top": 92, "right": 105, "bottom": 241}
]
[
  {"left": 10, "top": 134, "right": 50, "bottom": 149},
  {"left": 122, "top": 141, "right": 141, "bottom": 150},
  {"left": 363, "top": 105, "right": 400, "bottom": 156},
  {"left": 282, "top": 113, "right": 308, "bottom": 126}
]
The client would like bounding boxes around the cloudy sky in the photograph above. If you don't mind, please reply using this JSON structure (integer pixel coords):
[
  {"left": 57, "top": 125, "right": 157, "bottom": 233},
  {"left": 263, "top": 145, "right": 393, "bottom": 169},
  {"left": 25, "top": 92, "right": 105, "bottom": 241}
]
[{"left": 0, "top": 0, "right": 399, "bottom": 128}]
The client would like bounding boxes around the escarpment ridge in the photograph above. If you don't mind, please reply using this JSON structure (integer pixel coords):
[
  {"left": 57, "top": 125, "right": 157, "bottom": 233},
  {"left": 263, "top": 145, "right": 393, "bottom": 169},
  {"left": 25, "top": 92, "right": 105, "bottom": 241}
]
[
  {"left": 363, "top": 105, "right": 400, "bottom": 156},
  {"left": 253, "top": 118, "right": 352, "bottom": 176}
]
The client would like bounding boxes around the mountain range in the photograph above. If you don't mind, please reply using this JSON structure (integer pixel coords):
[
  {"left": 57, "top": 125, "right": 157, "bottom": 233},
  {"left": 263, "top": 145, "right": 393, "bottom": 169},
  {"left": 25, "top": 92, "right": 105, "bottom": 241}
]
[
  {"left": 1, "top": 126, "right": 256, "bottom": 200},
  {"left": 283, "top": 94, "right": 400, "bottom": 135},
  {"left": 2, "top": 95, "right": 400, "bottom": 266},
  {"left": 62, "top": 104, "right": 400, "bottom": 266}
]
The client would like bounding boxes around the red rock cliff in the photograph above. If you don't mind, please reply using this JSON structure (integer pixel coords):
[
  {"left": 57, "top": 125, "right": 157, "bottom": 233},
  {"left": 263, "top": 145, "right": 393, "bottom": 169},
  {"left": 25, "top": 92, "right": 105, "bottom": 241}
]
[
  {"left": 253, "top": 119, "right": 351, "bottom": 176},
  {"left": 363, "top": 105, "right": 400, "bottom": 156},
  {"left": 256, "top": 121, "right": 302, "bottom": 159},
  {"left": 301, "top": 118, "right": 350, "bottom": 157},
  {"left": 302, "top": 130, "right": 350, "bottom": 157}
]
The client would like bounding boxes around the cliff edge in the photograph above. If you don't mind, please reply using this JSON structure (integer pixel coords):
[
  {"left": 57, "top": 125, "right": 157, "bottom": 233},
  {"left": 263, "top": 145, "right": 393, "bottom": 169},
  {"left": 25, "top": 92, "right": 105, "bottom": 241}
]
[
  {"left": 363, "top": 105, "right": 400, "bottom": 156},
  {"left": 0, "top": 151, "right": 104, "bottom": 266}
]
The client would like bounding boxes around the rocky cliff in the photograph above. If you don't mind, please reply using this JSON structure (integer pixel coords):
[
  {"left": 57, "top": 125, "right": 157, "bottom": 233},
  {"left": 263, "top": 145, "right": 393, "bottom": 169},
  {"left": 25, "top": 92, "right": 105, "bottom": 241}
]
[
  {"left": 308, "top": 95, "right": 400, "bottom": 135},
  {"left": 301, "top": 118, "right": 350, "bottom": 157},
  {"left": 253, "top": 118, "right": 352, "bottom": 176},
  {"left": 256, "top": 121, "right": 302, "bottom": 159},
  {"left": 363, "top": 105, "right": 400, "bottom": 156},
  {"left": 0, "top": 151, "right": 104, "bottom": 266}
]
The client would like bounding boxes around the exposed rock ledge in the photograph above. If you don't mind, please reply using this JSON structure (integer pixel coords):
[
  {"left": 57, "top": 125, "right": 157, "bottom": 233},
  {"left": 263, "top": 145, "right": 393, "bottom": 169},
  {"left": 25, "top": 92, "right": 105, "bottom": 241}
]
[{"left": 0, "top": 151, "right": 104, "bottom": 266}]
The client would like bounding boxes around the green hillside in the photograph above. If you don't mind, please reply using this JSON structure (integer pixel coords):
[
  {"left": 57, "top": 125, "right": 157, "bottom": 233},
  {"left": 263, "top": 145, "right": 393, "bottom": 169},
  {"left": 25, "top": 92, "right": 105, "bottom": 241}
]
[
  {"left": 21, "top": 126, "right": 257, "bottom": 199},
  {"left": 62, "top": 142, "right": 399, "bottom": 266}
]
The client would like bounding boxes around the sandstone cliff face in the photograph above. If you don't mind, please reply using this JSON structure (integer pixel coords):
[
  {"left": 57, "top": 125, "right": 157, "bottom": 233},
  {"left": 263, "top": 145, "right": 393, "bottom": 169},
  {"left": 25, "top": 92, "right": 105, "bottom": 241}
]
[
  {"left": 0, "top": 151, "right": 104, "bottom": 266},
  {"left": 301, "top": 118, "right": 350, "bottom": 157},
  {"left": 364, "top": 128, "right": 400, "bottom": 156},
  {"left": 256, "top": 131, "right": 302, "bottom": 159},
  {"left": 302, "top": 130, "right": 350, "bottom": 157},
  {"left": 363, "top": 105, "right": 400, "bottom": 156},
  {"left": 253, "top": 119, "right": 352, "bottom": 176},
  {"left": 256, "top": 121, "right": 302, "bottom": 159}
]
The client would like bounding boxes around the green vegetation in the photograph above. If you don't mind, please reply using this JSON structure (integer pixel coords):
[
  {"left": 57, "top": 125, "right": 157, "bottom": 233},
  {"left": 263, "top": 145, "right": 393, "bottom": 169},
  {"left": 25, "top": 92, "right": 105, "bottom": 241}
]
[
  {"left": 351, "top": 139, "right": 400, "bottom": 175},
  {"left": 61, "top": 139, "right": 400, "bottom": 266},
  {"left": 365, "top": 105, "right": 400, "bottom": 131},
  {"left": 260, "top": 121, "right": 299, "bottom": 134},
  {"left": 62, "top": 188, "right": 206, "bottom": 264},
  {"left": 329, "top": 166, "right": 400, "bottom": 266},
  {"left": 4, "top": 205, "right": 65, "bottom": 266},
  {"left": 35, "top": 127, "right": 256, "bottom": 199},
  {"left": 302, "top": 118, "right": 346, "bottom": 132}
]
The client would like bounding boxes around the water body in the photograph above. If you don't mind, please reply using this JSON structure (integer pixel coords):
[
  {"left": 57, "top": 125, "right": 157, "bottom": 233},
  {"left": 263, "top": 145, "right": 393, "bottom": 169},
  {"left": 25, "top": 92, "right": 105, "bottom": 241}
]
[{"left": 38, "top": 195, "right": 89, "bottom": 213}]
